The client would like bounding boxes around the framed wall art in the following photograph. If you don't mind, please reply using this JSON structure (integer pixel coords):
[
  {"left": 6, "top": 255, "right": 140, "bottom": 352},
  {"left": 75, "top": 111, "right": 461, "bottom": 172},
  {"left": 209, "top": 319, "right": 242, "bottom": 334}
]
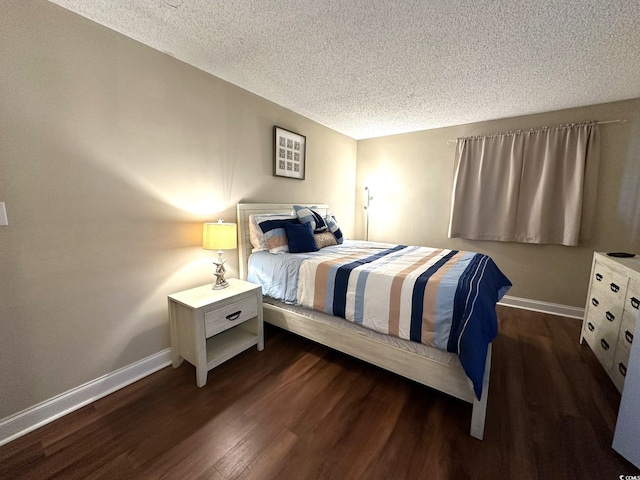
[{"left": 273, "top": 126, "right": 306, "bottom": 180}]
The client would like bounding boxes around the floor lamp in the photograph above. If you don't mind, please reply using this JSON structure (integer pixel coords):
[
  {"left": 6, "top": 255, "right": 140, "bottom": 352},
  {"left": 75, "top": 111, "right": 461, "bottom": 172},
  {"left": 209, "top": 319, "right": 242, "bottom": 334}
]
[{"left": 364, "top": 186, "right": 373, "bottom": 241}]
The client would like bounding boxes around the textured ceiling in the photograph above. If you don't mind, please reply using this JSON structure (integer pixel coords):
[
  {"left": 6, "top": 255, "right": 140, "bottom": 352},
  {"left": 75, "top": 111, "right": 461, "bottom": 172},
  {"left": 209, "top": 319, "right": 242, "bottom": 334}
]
[{"left": 48, "top": 0, "right": 640, "bottom": 139}]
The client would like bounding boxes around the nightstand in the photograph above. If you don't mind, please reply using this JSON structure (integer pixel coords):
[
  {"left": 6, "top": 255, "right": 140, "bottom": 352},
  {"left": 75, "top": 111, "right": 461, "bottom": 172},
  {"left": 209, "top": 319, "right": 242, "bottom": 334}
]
[{"left": 168, "top": 278, "right": 263, "bottom": 387}]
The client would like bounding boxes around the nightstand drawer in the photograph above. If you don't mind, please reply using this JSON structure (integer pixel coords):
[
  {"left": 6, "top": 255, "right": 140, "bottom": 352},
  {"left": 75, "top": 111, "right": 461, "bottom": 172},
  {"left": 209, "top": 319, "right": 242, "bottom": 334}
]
[{"left": 205, "top": 296, "right": 258, "bottom": 338}]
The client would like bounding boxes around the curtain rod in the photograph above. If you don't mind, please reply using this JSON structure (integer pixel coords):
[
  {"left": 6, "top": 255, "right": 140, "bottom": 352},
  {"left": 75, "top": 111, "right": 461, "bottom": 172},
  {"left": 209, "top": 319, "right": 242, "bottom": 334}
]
[{"left": 447, "top": 118, "right": 627, "bottom": 144}]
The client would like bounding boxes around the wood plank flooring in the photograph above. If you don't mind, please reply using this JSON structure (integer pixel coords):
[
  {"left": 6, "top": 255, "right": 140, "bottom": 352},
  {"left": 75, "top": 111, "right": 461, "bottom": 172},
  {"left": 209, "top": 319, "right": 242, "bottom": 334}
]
[{"left": 1, "top": 306, "right": 638, "bottom": 479}]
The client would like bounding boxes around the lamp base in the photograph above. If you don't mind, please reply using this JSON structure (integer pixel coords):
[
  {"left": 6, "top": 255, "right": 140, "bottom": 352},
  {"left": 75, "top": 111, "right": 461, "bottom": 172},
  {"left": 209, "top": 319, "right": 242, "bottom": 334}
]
[
  {"left": 212, "top": 254, "right": 229, "bottom": 290},
  {"left": 212, "top": 277, "right": 229, "bottom": 290}
]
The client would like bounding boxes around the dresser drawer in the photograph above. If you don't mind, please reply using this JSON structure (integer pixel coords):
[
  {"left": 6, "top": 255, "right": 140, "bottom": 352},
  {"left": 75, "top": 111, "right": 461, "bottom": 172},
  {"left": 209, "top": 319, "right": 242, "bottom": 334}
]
[
  {"left": 611, "top": 343, "right": 630, "bottom": 392},
  {"left": 618, "top": 310, "right": 636, "bottom": 354},
  {"left": 586, "top": 295, "right": 623, "bottom": 335},
  {"left": 582, "top": 316, "right": 598, "bottom": 345},
  {"left": 205, "top": 296, "right": 258, "bottom": 338},
  {"left": 589, "top": 328, "right": 618, "bottom": 370},
  {"left": 624, "top": 277, "right": 640, "bottom": 315},
  {"left": 591, "top": 261, "right": 628, "bottom": 304}
]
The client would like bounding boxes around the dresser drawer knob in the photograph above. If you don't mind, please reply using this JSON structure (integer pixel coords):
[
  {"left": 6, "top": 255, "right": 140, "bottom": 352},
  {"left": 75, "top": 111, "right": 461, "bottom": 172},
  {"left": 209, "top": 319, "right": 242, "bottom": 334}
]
[
  {"left": 619, "top": 363, "right": 627, "bottom": 377},
  {"left": 600, "top": 339, "right": 610, "bottom": 350},
  {"left": 595, "top": 273, "right": 603, "bottom": 281},
  {"left": 631, "top": 297, "right": 640, "bottom": 309},
  {"left": 591, "top": 298, "right": 599, "bottom": 307},
  {"left": 605, "top": 311, "right": 615, "bottom": 322},
  {"left": 587, "top": 322, "right": 595, "bottom": 332},
  {"left": 226, "top": 311, "right": 242, "bottom": 321},
  {"left": 610, "top": 283, "right": 620, "bottom": 293},
  {"left": 625, "top": 330, "right": 634, "bottom": 344}
]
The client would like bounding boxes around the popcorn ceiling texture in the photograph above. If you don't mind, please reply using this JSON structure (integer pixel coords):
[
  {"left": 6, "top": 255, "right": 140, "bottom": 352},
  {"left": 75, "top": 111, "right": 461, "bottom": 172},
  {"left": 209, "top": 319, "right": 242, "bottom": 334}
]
[{"left": 48, "top": 0, "right": 640, "bottom": 139}]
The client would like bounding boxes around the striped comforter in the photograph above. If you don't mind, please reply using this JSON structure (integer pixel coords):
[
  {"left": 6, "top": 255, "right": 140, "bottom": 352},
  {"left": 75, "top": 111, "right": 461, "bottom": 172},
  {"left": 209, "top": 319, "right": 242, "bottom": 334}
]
[{"left": 297, "top": 244, "right": 511, "bottom": 398}]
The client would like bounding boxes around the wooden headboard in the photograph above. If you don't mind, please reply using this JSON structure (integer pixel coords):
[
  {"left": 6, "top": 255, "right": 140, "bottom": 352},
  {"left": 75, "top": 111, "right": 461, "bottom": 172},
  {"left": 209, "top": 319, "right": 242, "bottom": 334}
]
[{"left": 236, "top": 203, "right": 329, "bottom": 280}]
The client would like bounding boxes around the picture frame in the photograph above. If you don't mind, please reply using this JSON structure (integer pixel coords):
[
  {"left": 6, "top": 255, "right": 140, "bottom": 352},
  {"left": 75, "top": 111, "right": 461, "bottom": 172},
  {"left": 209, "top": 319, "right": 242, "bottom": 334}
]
[{"left": 273, "top": 126, "right": 306, "bottom": 180}]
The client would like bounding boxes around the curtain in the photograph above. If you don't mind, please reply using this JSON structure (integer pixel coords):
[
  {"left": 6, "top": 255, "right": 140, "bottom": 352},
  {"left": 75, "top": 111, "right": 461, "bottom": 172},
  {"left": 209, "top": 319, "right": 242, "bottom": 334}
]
[{"left": 448, "top": 123, "right": 600, "bottom": 246}]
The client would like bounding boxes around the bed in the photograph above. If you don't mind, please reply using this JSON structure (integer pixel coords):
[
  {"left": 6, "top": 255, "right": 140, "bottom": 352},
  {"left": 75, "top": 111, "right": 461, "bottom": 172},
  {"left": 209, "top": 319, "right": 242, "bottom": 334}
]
[{"left": 237, "top": 203, "right": 511, "bottom": 440}]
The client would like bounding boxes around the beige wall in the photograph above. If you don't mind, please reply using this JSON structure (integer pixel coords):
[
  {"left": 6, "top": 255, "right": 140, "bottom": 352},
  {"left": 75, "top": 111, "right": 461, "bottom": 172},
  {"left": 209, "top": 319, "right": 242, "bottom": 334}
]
[
  {"left": 356, "top": 99, "right": 640, "bottom": 308},
  {"left": 0, "top": 1, "right": 356, "bottom": 418}
]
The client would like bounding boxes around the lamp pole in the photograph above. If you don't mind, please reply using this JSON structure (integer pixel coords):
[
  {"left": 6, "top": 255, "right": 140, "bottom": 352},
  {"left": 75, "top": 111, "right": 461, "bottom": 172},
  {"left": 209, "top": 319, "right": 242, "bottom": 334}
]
[{"left": 364, "top": 186, "right": 373, "bottom": 241}]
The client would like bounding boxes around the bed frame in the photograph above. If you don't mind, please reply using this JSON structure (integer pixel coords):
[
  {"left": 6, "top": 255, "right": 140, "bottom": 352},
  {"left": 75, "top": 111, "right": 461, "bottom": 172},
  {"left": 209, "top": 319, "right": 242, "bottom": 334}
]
[{"left": 236, "top": 203, "right": 491, "bottom": 440}]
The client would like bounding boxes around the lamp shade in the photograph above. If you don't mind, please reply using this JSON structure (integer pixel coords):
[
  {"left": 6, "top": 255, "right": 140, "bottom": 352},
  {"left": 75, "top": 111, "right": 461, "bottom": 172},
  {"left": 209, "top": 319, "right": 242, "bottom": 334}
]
[{"left": 202, "top": 222, "right": 237, "bottom": 250}]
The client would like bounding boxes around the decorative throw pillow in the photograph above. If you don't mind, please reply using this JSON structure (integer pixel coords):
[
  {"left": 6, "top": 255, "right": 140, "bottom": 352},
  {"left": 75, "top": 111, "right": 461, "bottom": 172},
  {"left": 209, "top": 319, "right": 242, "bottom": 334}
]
[
  {"left": 325, "top": 215, "right": 344, "bottom": 244},
  {"left": 249, "top": 214, "right": 296, "bottom": 252},
  {"left": 263, "top": 229, "right": 289, "bottom": 254},
  {"left": 314, "top": 231, "right": 338, "bottom": 249},
  {"left": 285, "top": 222, "right": 318, "bottom": 253},
  {"left": 293, "top": 205, "right": 328, "bottom": 232},
  {"left": 258, "top": 218, "right": 299, "bottom": 254}
]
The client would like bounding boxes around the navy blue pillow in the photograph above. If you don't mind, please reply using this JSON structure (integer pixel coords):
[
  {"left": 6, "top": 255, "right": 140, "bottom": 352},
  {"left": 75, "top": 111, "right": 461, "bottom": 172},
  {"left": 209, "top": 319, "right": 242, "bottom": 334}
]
[{"left": 285, "top": 222, "right": 318, "bottom": 253}]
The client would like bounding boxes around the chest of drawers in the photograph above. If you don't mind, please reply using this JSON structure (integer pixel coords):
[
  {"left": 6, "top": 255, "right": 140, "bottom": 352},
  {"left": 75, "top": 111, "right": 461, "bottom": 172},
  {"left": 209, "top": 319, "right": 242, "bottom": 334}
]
[{"left": 581, "top": 253, "right": 640, "bottom": 392}]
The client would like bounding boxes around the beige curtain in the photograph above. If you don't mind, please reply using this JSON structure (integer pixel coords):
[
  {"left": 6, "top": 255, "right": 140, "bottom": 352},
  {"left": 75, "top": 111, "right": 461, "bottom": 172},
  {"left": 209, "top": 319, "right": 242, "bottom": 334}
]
[{"left": 448, "top": 123, "right": 600, "bottom": 246}]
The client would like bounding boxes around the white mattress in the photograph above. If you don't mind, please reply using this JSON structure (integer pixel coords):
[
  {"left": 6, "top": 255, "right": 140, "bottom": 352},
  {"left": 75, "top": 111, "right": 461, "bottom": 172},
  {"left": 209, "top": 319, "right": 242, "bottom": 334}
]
[{"left": 263, "top": 297, "right": 463, "bottom": 368}]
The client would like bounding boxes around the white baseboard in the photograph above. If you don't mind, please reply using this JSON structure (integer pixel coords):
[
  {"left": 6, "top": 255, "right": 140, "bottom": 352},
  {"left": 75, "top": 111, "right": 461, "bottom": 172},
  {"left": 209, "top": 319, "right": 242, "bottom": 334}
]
[
  {"left": 499, "top": 295, "right": 584, "bottom": 319},
  {"left": 0, "top": 348, "right": 171, "bottom": 447}
]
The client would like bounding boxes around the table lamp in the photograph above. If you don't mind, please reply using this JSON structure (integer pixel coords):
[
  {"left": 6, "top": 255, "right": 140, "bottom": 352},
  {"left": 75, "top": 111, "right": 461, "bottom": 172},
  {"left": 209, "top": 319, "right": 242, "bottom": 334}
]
[{"left": 202, "top": 219, "right": 237, "bottom": 289}]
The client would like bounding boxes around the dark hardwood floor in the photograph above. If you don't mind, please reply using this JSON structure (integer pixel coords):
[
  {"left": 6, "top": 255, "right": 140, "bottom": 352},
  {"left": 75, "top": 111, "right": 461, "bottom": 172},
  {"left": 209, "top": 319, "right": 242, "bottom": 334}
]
[{"left": 1, "top": 306, "right": 638, "bottom": 479}]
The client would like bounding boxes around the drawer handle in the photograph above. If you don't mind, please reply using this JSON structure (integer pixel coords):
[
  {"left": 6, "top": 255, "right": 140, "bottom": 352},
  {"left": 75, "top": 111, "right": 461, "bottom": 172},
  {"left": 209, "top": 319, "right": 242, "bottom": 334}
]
[
  {"left": 631, "top": 297, "right": 640, "bottom": 309},
  {"left": 605, "top": 311, "right": 615, "bottom": 322},
  {"left": 588, "top": 322, "right": 595, "bottom": 332},
  {"left": 226, "top": 311, "right": 242, "bottom": 321},
  {"left": 595, "top": 273, "right": 603, "bottom": 281},
  {"left": 600, "top": 339, "right": 610, "bottom": 350},
  {"left": 610, "top": 283, "right": 620, "bottom": 293},
  {"left": 591, "top": 298, "right": 599, "bottom": 307},
  {"left": 625, "top": 330, "right": 634, "bottom": 344},
  {"left": 619, "top": 363, "right": 627, "bottom": 377}
]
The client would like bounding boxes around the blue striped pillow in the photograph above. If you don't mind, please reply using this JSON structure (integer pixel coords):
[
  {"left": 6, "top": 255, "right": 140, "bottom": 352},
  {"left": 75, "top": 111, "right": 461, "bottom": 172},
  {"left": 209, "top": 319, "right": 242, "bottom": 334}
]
[
  {"left": 293, "top": 205, "right": 328, "bottom": 232},
  {"left": 325, "top": 215, "right": 344, "bottom": 244},
  {"left": 262, "top": 228, "right": 289, "bottom": 254},
  {"left": 256, "top": 216, "right": 298, "bottom": 254},
  {"left": 249, "top": 214, "right": 296, "bottom": 252}
]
